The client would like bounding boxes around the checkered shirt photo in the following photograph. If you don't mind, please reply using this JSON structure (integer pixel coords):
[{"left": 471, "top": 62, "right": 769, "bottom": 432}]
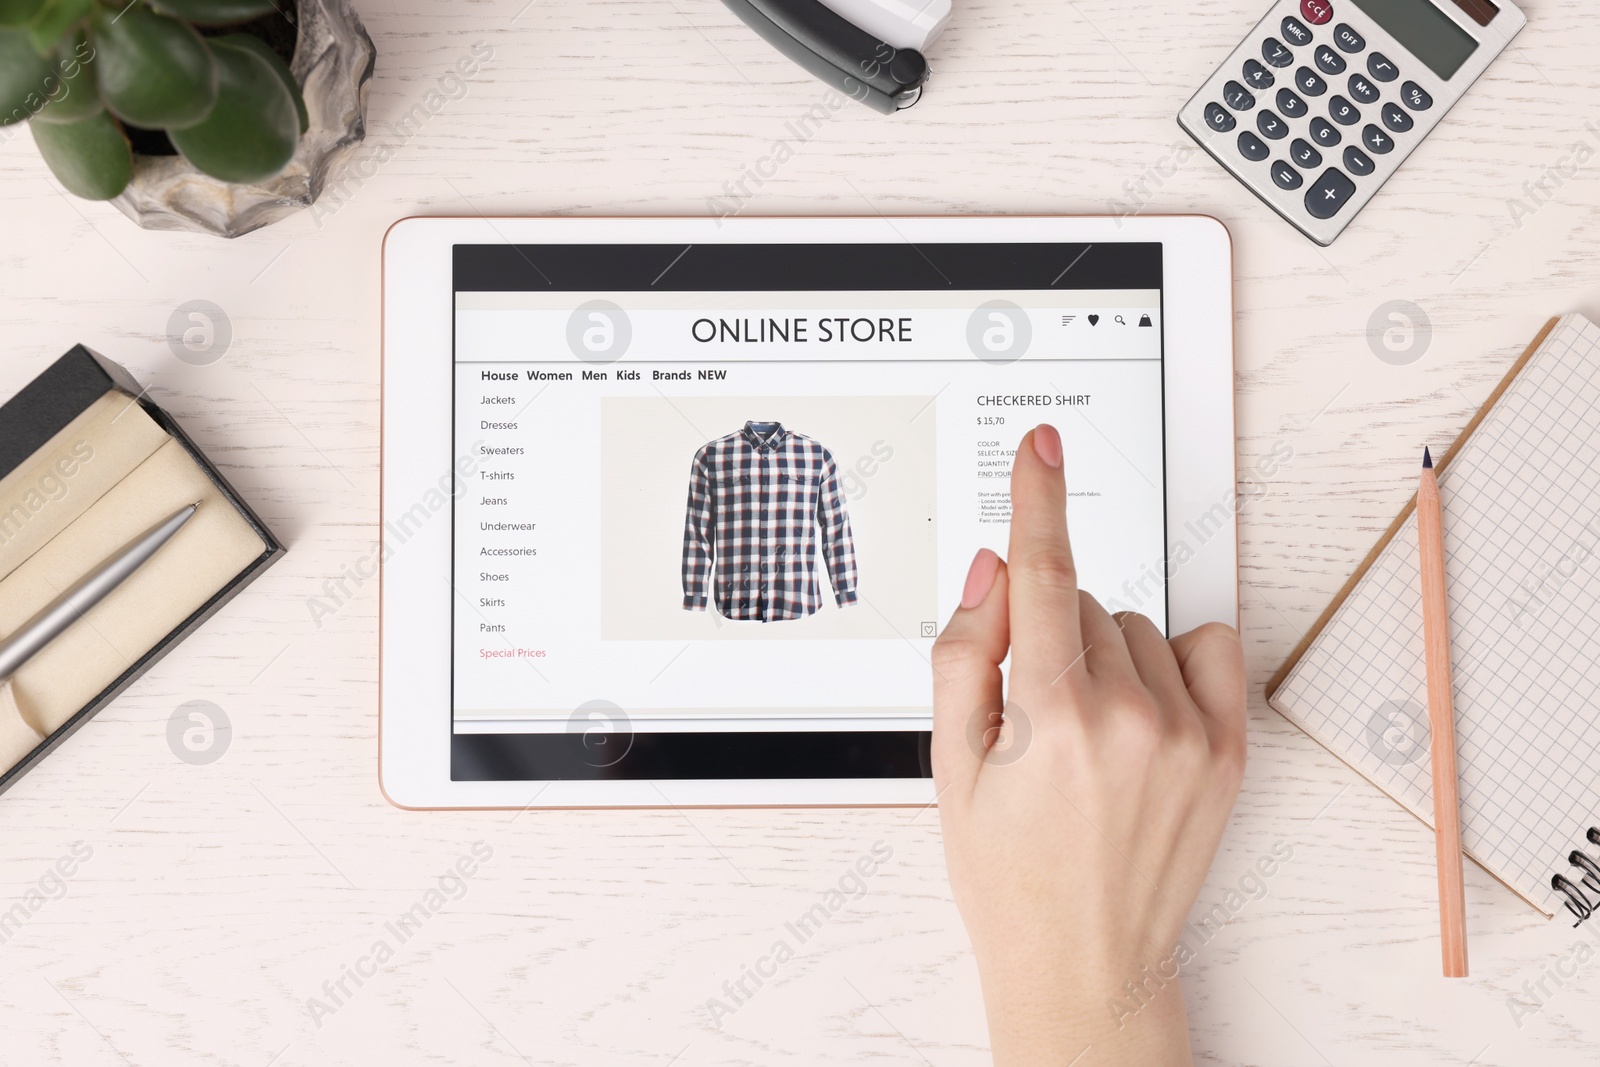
[{"left": 682, "top": 421, "right": 859, "bottom": 622}]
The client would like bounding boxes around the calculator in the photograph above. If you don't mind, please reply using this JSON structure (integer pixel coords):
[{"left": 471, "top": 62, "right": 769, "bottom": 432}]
[{"left": 1178, "top": 0, "right": 1525, "bottom": 245}]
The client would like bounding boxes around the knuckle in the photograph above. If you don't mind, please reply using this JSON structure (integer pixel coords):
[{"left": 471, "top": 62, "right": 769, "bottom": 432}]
[
  {"left": 929, "top": 631, "right": 969, "bottom": 667},
  {"left": 1115, "top": 610, "right": 1160, "bottom": 638},
  {"left": 1193, "top": 620, "right": 1242, "bottom": 648},
  {"left": 930, "top": 633, "right": 986, "bottom": 678},
  {"left": 1015, "top": 548, "right": 1078, "bottom": 593}
]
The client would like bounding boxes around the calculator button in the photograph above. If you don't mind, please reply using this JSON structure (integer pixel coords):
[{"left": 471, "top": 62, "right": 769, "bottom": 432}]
[
  {"left": 1332, "top": 22, "right": 1365, "bottom": 52},
  {"left": 1242, "top": 59, "right": 1276, "bottom": 90},
  {"left": 1276, "top": 87, "right": 1308, "bottom": 118},
  {"left": 1314, "top": 45, "right": 1346, "bottom": 75},
  {"left": 1257, "top": 110, "right": 1289, "bottom": 140},
  {"left": 1281, "top": 15, "right": 1313, "bottom": 45},
  {"left": 1366, "top": 52, "right": 1399, "bottom": 82},
  {"left": 1295, "top": 66, "right": 1328, "bottom": 96},
  {"left": 1271, "top": 160, "right": 1304, "bottom": 190},
  {"left": 1224, "top": 80, "right": 1256, "bottom": 111},
  {"left": 1300, "top": 0, "right": 1333, "bottom": 26},
  {"left": 1204, "top": 102, "right": 1236, "bottom": 132},
  {"left": 1237, "top": 131, "right": 1270, "bottom": 161},
  {"left": 1361, "top": 123, "right": 1393, "bottom": 154},
  {"left": 1347, "top": 74, "right": 1379, "bottom": 104},
  {"left": 1308, "top": 116, "right": 1342, "bottom": 146},
  {"left": 1328, "top": 94, "right": 1361, "bottom": 124},
  {"left": 1290, "top": 137, "right": 1322, "bottom": 168},
  {"left": 1342, "top": 145, "right": 1374, "bottom": 175},
  {"left": 1380, "top": 101, "right": 1413, "bottom": 132},
  {"left": 1262, "top": 37, "right": 1294, "bottom": 67},
  {"left": 1305, "top": 167, "right": 1356, "bottom": 218},
  {"left": 1401, "top": 80, "right": 1433, "bottom": 110}
]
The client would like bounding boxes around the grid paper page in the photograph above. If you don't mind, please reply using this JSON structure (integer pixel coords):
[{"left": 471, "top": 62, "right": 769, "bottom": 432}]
[{"left": 1273, "top": 314, "right": 1600, "bottom": 917}]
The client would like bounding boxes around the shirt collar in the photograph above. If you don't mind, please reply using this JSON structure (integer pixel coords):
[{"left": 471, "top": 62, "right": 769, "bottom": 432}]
[{"left": 741, "top": 421, "right": 787, "bottom": 452}]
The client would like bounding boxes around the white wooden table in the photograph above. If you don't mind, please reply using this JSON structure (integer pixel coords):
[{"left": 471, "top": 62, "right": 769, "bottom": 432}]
[{"left": 3, "top": 0, "right": 1598, "bottom": 1063}]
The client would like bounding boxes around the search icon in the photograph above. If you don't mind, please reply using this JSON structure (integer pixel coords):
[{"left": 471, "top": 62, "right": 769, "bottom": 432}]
[{"left": 1114, "top": 314, "right": 1126, "bottom": 325}]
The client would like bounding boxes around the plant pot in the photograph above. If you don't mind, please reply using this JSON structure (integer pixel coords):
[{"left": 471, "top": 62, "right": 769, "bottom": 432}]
[{"left": 110, "top": 0, "right": 375, "bottom": 239}]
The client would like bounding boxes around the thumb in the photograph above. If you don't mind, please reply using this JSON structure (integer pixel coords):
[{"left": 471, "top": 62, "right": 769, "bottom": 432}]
[{"left": 931, "top": 550, "right": 1010, "bottom": 801}]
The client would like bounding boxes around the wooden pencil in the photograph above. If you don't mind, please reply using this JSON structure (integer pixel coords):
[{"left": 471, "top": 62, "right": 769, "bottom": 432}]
[{"left": 1418, "top": 446, "right": 1468, "bottom": 977}]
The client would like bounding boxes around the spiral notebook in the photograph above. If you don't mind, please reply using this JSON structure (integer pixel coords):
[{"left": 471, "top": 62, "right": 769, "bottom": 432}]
[{"left": 1269, "top": 314, "right": 1600, "bottom": 923}]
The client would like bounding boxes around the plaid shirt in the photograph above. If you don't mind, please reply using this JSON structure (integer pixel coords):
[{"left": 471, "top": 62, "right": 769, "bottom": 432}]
[{"left": 682, "top": 422, "right": 859, "bottom": 622}]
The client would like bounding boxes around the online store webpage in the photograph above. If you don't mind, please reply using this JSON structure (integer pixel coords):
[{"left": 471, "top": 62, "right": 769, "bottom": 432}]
[{"left": 450, "top": 245, "right": 1166, "bottom": 736}]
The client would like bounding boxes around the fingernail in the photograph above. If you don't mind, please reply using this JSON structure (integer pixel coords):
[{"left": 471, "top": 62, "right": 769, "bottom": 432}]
[
  {"left": 961, "top": 549, "right": 1000, "bottom": 609},
  {"left": 1032, "top": 424, "right": 1062, "bottom": 468}
]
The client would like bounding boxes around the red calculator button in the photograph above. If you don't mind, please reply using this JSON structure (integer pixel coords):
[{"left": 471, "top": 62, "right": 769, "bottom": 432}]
[{"left": 1301, "top": 0, "right": 1333, "bottom": 25}]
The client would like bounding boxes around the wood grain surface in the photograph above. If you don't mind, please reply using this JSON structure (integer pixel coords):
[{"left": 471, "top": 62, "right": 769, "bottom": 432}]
[{"left": 1, "top": 0, "right": 1598, "bottom": 1063}]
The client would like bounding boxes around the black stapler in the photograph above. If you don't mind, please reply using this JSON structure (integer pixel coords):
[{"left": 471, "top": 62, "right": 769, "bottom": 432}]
[{"left": 721, "top": 0, "right": 932, "bottom": 114}]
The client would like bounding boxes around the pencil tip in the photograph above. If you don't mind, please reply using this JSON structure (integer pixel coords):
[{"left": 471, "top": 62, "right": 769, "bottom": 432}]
[{"left": 1422, "top": 446, "right": 1433, "bottom": 470}]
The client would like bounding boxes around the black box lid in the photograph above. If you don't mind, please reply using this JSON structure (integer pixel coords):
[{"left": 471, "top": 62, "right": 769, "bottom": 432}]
[{"left": 0, "top": 345, "right": 144, "bottom": 479}]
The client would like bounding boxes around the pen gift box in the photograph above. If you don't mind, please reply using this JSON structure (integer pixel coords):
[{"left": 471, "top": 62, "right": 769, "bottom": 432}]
[{"left": 0, "top": 346, "right": 285, "bottom": 794}]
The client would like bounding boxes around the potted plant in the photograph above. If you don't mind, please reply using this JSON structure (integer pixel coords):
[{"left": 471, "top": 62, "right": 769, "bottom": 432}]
[{"left": 0, "top": 0, "right": 373, "bottom": 237}]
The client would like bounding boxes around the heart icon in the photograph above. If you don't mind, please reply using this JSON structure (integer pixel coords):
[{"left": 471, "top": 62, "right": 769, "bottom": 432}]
[{"left": 1087, "top": 314, "right": 1099, "bottom": 325}]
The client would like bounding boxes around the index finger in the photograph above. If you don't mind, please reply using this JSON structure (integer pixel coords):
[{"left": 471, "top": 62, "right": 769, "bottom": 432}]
[{"left": 1005, "top": 424, "right": 1084, "bottom": 691}]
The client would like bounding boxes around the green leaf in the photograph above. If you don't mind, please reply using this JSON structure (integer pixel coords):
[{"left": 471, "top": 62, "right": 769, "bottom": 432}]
[
  {"left": 32, "top": 29, "right": 100, "bottom": 123},
  {"left": 92, "top": 5, "right": 218, "bottom": 129},
  {"left": 0, "top": 27, "right": 52, "bottom": 123},
  {"left": 0, "top": 0, "right": 45, "bottom": 27},
  {"left": 147, "top": 0, "right": 275, "bottom": 24},
  {"left": 27, "top": 0, "right": 90, "bottom": 54},
  {"left": 210, "top": 32, "right": 304, "bottom": 133},
  {"left": 31, "top": 109, "right": 132, "bottom": 199},
  {"left": 169, "top": 37, "right": 297, "bottom": 183}
]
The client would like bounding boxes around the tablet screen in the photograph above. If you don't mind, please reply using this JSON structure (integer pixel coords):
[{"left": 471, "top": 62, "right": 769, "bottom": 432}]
[{"left": 447, "top": 242, "right": 1165, "bottom": 781}]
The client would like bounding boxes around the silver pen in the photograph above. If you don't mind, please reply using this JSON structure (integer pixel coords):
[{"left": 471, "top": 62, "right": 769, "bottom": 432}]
[{"left": 0, "top": 503, "right": 199, "bottom": 682}]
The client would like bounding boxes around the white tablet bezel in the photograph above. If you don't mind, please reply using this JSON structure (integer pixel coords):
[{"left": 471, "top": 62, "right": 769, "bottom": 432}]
[{"left": 380, "top": 215, "right": 1236, "bottom": 809}]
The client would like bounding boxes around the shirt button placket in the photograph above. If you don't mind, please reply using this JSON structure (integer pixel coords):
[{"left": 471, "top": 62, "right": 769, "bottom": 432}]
[{"left": 760, "top": 448, "right": 771, "bottom": 622}]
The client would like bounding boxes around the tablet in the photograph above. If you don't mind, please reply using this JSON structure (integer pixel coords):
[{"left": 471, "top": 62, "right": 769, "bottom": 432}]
[{"left": 380, "top": 216, "right": 1237, "bottom": 809}]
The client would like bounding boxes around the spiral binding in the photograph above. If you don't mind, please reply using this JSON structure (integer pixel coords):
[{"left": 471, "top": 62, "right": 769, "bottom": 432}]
[{"left": 1551, "top": 827, "right": 1600, "bottom": 927}]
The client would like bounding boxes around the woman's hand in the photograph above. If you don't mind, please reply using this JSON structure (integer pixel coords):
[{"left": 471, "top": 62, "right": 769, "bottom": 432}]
[{"left": 932, "top": 424, "right": 1247, "bottom": 1066}]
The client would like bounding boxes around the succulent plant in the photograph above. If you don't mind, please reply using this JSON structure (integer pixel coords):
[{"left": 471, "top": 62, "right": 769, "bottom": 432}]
[{"left": 0, "top": 0, "right": 308, "bottom": 200}]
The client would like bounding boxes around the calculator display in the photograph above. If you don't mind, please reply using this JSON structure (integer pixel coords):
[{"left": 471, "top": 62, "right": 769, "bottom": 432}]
[{"left": 1350, "top": 0, "right": 1479, "bottom": 80}]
